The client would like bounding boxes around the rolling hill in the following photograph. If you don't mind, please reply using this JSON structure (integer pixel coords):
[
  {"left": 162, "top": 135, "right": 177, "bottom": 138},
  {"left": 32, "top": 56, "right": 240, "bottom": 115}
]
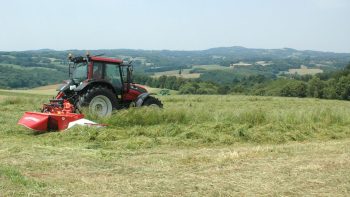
[{"left": 0, "top": 47, "right": 349, "bottom": 89}]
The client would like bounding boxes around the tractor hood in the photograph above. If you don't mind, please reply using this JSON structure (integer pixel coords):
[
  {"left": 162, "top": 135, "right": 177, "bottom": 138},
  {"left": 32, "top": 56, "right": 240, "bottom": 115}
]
[
  {"left": 130, "top": 84, "right": 148, "bottom": 93},
  {"left": 56, "top": 80, "right": 73, "bottom": 91}
]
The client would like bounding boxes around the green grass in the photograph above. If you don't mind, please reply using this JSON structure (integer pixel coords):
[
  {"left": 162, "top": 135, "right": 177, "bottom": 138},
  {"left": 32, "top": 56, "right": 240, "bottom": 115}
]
[
  {"left": 78, "top": 95, "right": 350, "bottom": 147},
  {"left": 1, "top": 91, "right": 350, "bottom": 195},
  {"left": 0, "top": 165, "right": 46, "bottom": 194}
]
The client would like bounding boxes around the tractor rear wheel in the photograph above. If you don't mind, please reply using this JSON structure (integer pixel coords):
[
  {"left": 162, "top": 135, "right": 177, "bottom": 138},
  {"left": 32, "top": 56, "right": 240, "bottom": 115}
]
[
  {"left": 143, "top": 96, "right": 163, "bottom": 108},
  {"left": 77, "top": 86, "right": 117, "bottom": 116}
]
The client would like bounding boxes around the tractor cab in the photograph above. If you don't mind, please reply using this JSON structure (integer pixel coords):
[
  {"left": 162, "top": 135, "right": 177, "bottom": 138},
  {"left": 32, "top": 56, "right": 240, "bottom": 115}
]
[
  {"left": 68, "top": 55, "right": 132, "bottom": 92},
  {"left": 67, "top": 54, "right": 140, "bottom": 96}
]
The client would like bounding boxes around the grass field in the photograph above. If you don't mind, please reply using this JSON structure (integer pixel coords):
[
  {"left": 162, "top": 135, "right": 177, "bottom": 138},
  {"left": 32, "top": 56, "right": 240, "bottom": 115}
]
[
  {"left": 152, "top": 69, "right": 200, "bottom": 78},
  {"left": 192, "top": 64, "right": 230, "bottom": 70},
  {"left": 0, "top": 84, "right": 173, "bottom": 96},
  {"left": 0, "top": 89, "right": 350, "bottom": 196},
  {"left": 0, "top": 85, "right": 58, "bottom": 96},
  {"left": 288, "top": 68, "right": 324, "bottom": 75}
]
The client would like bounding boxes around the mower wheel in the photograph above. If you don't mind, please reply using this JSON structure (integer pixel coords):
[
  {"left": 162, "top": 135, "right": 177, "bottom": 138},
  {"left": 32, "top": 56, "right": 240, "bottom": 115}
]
[
  {"left": 78, "top": 85, "right": 117, "bottom": 116},
  {"left": 142, "top": 96, "right": 163, "bottom": 108}
]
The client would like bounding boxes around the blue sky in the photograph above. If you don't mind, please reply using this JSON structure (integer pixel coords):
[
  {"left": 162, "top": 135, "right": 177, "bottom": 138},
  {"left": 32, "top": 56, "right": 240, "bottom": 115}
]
[{"left": 0, "top": 0, "right": 349, "bottom": 52}]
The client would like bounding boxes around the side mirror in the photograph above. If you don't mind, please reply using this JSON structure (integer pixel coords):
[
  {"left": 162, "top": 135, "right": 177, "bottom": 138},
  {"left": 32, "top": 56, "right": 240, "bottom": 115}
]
[{"left": 127, "top": 66, "right": 132, "bottom": 82}]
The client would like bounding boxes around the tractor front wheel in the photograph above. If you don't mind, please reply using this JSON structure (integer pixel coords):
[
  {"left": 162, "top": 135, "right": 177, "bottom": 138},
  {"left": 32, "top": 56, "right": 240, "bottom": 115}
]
[
  {"left": 142, "top": 96, "right": 163, "bottom": 108},
  {"left": 78, "top": 86, "right": 117, "bottom": 116}
]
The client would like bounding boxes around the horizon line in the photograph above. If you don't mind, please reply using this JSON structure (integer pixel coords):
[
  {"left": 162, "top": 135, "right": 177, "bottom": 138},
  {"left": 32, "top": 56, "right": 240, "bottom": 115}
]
[{"left": 1, "top": 46, "right": 349, "bottom": 54}]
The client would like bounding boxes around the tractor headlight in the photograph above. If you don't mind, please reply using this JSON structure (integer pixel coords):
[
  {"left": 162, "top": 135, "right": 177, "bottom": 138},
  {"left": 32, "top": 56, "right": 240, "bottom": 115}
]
[{"left": 69, "top": 85, "right": 77, "bottom": 90}]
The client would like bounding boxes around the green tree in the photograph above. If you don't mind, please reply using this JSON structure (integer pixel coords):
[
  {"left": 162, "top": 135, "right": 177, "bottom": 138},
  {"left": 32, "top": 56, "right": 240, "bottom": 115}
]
[
  {"left": 280, "top": 81, "right": 307, "bottom": 97},
  {"left": 323, "top": 78, "right": 337, "bottom": 99},
  {"left": 335, "top": 76, "right": 350, "bottom": 100},
  {"left": 179, "top": 83, "right": 197, "bottom": 94},
  {"left": 307, "top": 76, "right": 324, "bottom": 98}
]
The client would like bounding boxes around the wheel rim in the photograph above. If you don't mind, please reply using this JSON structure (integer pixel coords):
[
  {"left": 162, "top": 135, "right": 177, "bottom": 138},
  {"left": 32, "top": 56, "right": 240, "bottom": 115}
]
[
  {"left": 89, "top": 95, "right": 113, "bottom": 116},
  {"left": 148, "top": 104, "right": 160, "bottom": 108}
]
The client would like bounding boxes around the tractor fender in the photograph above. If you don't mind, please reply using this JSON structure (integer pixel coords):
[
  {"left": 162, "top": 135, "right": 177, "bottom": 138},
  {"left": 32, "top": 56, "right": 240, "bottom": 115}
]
[
  {"left": 74, "top": 80, "right": 116, "bottom": 93},
  {"left": 135, "top": 93, "right": 150, "bottom": 107}
]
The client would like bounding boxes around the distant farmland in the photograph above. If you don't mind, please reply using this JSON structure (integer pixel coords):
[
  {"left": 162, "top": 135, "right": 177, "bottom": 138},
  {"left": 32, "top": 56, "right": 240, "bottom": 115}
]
[
  {"left": 151, "top": 64, "right": 230, "bottom": 78},
  {"left": 287, "top": 65, "right": 323, "bottom": 75},
  {"left": 151, "top": 69, "right": 200, "bottom": 78}
]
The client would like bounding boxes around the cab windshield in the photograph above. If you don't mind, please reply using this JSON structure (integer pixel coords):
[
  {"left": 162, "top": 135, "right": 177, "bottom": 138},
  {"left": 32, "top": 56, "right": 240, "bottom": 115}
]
[{"left": 72, "top": 62, "right": 87, "bottom": 83}]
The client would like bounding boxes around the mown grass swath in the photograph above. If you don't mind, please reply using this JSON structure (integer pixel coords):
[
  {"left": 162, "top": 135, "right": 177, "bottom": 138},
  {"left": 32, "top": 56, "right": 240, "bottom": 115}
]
[{"left": 71, "top": 95, "right": 350, "bottom": 149}]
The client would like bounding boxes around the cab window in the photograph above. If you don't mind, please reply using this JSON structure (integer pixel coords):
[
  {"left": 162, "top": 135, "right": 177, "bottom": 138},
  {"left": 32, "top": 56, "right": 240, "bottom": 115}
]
[
  {"left": 93, "top": 62, "right": 104, "bottom": 79},
  {"left": 105, "top": 64, "right": 122, "bottom": 90},
  {"left": 72, "top": 62, "right": 88, "bottom": 83}
]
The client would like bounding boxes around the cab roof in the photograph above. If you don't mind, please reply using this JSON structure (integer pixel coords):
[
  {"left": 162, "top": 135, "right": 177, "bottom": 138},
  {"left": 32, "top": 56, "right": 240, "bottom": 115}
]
[{"left": 90, "top": 56, "right": 123, "bottom": 64}]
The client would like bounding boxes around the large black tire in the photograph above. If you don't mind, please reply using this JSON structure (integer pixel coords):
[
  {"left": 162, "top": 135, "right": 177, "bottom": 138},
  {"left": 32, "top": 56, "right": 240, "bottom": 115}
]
[
  {"left": 143, "top": 96, "right": 163, "bottom": 108},
  {"left": 77, "top": 85, "right": 118, "bottom": 116}
]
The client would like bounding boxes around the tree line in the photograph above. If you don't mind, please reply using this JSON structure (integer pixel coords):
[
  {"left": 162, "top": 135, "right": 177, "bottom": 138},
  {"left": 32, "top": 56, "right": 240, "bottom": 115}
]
[{"left": 134, "top": 63, "right": 350, "bottom": 100}]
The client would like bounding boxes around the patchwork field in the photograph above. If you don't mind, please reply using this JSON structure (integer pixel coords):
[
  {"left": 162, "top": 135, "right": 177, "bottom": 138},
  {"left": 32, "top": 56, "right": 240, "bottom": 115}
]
[
  {"left": 152, "top": 69, "right": 200, "bottom": 78},
  {"left": 152, "top": 64, "right": 230, "bottom": 79},
  {"left": 192, "top": 64, "right": 230, "bottom": 70},
  {"left": 0, "top": 89, "right": 350, "bottom": 196},
  {"left": 287, "top": 68, "right": 324, "bottom": 75}
]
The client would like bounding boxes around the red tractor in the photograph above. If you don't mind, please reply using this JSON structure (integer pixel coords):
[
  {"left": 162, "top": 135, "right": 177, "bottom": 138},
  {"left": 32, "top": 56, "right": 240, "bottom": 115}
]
[
  {"left": 18, "top": 54, "right": 162, "bottom": 131},
  {"left": 58, "top": 54, "right": 162, "bottom": 116}
]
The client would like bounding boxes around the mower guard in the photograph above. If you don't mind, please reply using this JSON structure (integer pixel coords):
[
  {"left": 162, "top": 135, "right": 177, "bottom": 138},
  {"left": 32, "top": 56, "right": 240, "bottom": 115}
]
[{"left": 18, "top": 112, "right": 84, "bottom": 132}]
